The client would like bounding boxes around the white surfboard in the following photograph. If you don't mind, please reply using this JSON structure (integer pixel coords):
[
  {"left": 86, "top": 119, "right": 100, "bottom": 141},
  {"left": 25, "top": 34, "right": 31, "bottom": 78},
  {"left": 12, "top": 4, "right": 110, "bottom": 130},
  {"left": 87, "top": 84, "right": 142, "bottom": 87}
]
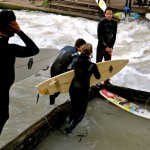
[
  {"left": 145, "top": 13, "right": 150, "bottom": 20},
  {"left": 15, "top": 48, "right": 59, "bottom": 82},
  {"left": 95, "top": 0, "right": 107, "bottom": 11},
  {"left": 36, "top": 59, "right": 129, "bottom": 95}
]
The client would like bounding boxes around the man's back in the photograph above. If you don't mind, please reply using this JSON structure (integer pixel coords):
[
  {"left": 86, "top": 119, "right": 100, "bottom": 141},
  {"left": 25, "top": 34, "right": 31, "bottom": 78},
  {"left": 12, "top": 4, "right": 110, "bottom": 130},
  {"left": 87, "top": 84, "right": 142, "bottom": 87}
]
[
  {"left": 52, "top": 46, "right": 77, "bottom": 74},
  {"left": 49, "top": 38, "right": 86, "bottom": 105}
]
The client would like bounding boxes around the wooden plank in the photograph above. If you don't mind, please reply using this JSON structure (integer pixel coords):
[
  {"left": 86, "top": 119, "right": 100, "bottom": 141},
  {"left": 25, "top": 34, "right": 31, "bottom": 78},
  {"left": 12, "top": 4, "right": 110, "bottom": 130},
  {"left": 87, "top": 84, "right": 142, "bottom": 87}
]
[{"left": 104, "top": 83, "right": 150, "bottom": 104}]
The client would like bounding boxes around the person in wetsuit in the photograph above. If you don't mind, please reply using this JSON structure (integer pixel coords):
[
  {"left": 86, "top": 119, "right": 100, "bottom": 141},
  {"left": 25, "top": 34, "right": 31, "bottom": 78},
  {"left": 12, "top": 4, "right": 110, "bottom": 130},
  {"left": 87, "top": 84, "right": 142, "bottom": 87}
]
[
  {"left": 49, "top": 38, "right": 86, "bottom": 105},
  {"left": 96, "top": 7, "right": 117, "bottom": 62},
  {"left": 0, "top": 10, "right": 39, "bottom": 134},
  {"left": 124, "top": 0, "right": 132, "bottom": 18},
  {"left": 64, "top": 43, "right": 101, "bottom": 135},
  {"left": 104, "top": 0, "right": 110, "bottom": 4},
  {"left": 137, "top": 0, "right": 142, "bottom": 6}
]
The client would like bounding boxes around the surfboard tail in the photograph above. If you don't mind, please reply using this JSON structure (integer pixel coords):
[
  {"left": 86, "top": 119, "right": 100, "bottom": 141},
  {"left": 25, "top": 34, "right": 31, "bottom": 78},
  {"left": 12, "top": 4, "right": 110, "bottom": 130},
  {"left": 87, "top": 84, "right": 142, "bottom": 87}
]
[{"left": 99, "top": 0, "right": 107, "bottom": 11}]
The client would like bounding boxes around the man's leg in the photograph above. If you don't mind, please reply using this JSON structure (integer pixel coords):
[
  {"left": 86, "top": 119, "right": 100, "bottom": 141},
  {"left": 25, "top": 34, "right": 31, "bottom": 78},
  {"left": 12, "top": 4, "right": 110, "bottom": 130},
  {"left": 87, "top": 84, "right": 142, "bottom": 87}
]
[
  {"left": 0, "top": 91, "right": 9, "bottom": 134},
  {"left": 49, "top": 92, "right": 60, "bottom": 105}
]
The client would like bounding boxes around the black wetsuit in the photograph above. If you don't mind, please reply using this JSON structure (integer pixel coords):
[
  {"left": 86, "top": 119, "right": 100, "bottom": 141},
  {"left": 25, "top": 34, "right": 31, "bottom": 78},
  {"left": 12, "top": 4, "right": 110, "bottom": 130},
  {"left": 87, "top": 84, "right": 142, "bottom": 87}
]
[
  {"left": 96, "top": 18, "right": 117, "bottom": 62},
  {"left": 50, "top": 46, "right": 79, "bottom": 105},
  {"left": 51, "top": 46, "right": 78, "bottom": 76},
  {"left": 126, "top": 0, "right": 132, "bottom": 6},
  {"left": 65, "top": 53, "right": 101, "bottom": 133},
  {"left": 138, "top": 0, "right": 142, "bottom": 6},
  {"left": 0, "top": 31, "right": 39, "bottom": 134}
]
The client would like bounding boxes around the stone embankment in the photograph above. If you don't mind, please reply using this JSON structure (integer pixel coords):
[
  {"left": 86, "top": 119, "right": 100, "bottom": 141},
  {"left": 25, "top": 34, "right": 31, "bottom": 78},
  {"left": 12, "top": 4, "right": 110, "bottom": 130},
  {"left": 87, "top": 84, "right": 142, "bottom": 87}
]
[{"left": 0, "top": 0, "right": 150, "bottom": 21}]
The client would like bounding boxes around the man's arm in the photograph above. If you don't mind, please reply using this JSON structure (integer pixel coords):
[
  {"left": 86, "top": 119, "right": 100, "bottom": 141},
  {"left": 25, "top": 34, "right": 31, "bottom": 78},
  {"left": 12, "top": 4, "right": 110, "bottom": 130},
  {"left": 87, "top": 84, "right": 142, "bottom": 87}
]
[
  {"left": 9, "top": 21, "right": 39, "bottom": 57},
  {"left": 110, "top": 21, "right": 117, "bottom": 48},
  {"left": 97, "top": 20, "right": 108, "bottom": 48}
]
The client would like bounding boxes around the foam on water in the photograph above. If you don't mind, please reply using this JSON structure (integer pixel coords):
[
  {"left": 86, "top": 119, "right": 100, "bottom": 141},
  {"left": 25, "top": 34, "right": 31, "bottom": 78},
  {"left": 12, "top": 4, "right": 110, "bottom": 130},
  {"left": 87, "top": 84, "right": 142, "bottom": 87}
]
[
  {"left": 0, "top": 10, "right": 150, "bottom": 148},
  {"left": 8, "top": 10, "right": 150, "bottom": 92}
]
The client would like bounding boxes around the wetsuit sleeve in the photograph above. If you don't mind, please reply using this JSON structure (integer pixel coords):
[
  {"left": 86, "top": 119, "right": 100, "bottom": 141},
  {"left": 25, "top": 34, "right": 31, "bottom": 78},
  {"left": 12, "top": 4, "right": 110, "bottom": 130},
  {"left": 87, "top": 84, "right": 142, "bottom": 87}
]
[
  {"left": 53, "top": 49, "right": 73, "bottom": 72},
  {"left": 92, "top": 63, "right": 101, "bottom": 79},
  {"left": 71, "top": 53, "right": 79, "bottom": 69},
  {"left": 97, "top": 20, "right": 108, "bottom": 48},
  {"left": 110, "top": 21, "right": 117, "bottom": 48},
  {"left": 8, "top": 30, "right": 39, "bottom": 57}
]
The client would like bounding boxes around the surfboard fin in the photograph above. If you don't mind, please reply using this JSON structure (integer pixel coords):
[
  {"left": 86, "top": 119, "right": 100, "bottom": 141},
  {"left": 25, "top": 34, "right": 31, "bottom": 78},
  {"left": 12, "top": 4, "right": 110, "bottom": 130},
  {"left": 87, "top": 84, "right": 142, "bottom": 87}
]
[
  {"left": 39, "top": 88, "right": 48, "bottom": 95},
  {"left": 37, "top": 79, "right": 58, "bottom": 95},
  {"left": 36, "top": 94, "right": 39, "bottom": 104},
  {"left": 49, "top": 79, "right": 58, "bottom": 86}
]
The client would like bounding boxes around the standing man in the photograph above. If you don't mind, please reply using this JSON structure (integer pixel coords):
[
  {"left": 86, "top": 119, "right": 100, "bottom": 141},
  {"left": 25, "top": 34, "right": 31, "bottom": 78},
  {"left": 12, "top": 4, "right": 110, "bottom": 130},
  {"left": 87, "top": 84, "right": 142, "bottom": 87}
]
[
  {"left": 124, "top": 0, "right": 132, "bottom": 18},
  {"left": 49, "top": 38, "right": 86, "bottom": 105},
  {"left": 138, "top": 0, "right": 142, "bottom": 7},
  {"left": 144, "top": 0, "right": 147, "bottom": 5},
  {"left": 104, "top": 0, "right": 110, "bottom": 4},
  {"left": 96, "top": 7, "right": 117, "bottom": 62},
  {"left": 0, "top": 10, "right": 39, "bottom": 134}
]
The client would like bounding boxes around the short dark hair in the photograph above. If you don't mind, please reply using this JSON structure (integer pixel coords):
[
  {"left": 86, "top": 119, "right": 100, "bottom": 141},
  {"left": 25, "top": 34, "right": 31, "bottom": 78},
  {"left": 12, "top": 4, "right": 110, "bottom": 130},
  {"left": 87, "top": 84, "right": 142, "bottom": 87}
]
[
  {"left": 75, "top": 38, "right": 86, "bottom": 48},
  {"left": 105, "top": 7, "right": 113, "bottom": 13},
  {"left": 0, "top": 10, "right": 16, "bottom": 30}
]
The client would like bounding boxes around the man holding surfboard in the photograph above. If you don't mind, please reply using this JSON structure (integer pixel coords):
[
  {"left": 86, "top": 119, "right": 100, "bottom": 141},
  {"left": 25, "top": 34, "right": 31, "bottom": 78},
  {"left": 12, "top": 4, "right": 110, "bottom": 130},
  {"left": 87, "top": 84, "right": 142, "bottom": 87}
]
[
  {"left": 0, "top": 10, "right": 39, "bottom": 134},
  {"left": 64, "top": 43, "right": 101, "bottom": 135},
  {"left": 49, "top": 38, "right": 86, "bottom": 105}
]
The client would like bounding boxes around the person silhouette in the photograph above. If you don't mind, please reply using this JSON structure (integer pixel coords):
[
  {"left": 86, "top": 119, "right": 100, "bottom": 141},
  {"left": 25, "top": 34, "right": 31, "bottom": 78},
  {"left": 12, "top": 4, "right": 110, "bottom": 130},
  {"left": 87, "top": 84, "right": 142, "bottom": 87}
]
[{"left": 0, "top": 10, "right": 39, "bottom": 134}]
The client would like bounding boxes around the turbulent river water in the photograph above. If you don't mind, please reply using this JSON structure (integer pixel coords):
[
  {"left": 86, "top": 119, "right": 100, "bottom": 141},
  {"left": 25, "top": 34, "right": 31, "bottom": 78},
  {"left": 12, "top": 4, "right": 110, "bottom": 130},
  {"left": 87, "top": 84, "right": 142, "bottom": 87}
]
[{"left": 0, "top": 10, "right": 149, "bottom": 149}]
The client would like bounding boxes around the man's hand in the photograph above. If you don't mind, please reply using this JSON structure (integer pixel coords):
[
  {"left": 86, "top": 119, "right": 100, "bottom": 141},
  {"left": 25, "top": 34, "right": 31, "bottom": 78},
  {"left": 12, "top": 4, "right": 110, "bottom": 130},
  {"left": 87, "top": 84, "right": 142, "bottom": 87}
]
[
  {"left": 105, "top": 47, "right": 112, "bottom": 54},
  {"left": 8, "top": 21, "right": 21, "bottom": 33}
]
